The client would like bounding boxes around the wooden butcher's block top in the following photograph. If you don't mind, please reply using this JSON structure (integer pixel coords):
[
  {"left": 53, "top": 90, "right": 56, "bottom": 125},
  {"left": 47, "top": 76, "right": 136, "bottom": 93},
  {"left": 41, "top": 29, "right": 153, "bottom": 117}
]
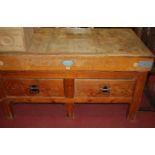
[{"left": 0, "top": 28, "right": 154, "bottom": 71}]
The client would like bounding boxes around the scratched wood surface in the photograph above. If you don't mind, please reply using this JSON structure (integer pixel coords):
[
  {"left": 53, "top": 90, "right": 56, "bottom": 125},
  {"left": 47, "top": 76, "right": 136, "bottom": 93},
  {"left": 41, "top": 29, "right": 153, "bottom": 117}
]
[
  {"left": 0, "top": 28, "right": 154, "bottom": 71},
  {"left": 0, "top": 27, "right": 33, "bottom": 51},
  {"left": 0, "top": 28, "right": 153, "bottom": 57},
  {"left": 26, "top": 28, "right": 153, "bottom": 57}
]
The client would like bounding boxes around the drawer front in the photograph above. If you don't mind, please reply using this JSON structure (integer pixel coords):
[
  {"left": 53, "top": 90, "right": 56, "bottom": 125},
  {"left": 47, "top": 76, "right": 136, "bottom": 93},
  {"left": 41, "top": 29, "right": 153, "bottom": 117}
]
[
  {"left": 75, "top": 79, "right": 135, "bottom": 97},
  {"left": 3, "top": 79, "right": 64, "bottom": 97}
]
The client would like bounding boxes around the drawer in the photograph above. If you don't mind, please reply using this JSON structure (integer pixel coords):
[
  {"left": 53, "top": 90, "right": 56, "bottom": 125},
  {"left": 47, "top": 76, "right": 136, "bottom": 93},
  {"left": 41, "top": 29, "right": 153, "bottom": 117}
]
[
  {"left": 75, "top": 79, "right": 135, "bottom": 97},
  {"left": 3, "top": 79, "right": 64, "bottom": 97}
]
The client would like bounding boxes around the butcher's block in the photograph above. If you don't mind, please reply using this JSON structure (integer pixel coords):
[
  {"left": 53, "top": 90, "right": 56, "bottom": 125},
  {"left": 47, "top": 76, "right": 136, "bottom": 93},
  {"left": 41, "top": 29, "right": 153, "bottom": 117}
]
[{"left": 0, "top": 28, "right": 154, "bottom": 120}]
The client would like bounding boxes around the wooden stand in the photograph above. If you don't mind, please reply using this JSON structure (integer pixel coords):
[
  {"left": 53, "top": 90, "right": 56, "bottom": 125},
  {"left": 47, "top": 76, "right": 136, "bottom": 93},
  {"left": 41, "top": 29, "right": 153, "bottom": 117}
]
[{"left": 0, "top": 28, "right": 154, "bottom": 120}]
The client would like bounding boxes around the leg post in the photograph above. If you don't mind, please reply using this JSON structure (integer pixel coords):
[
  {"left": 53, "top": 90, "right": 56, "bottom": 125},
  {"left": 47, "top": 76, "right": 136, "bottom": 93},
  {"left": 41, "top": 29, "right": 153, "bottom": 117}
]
[
  {"left": 127, "top": 72, "right": 147, "bottom": 120},
  {"left": 64, "top": 79, "right": 75, "bottom": 119},
  {"left": 65, "top": 103, "right": 74, "bottom": 119},
  {"left": 0, "top": 99, "right": 14, "bottom": 119}
]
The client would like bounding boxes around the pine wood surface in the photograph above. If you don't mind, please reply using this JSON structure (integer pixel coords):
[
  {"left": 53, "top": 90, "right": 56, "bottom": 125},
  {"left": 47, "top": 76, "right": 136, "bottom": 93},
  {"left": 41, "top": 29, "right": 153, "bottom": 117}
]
[
  {"left": 0, "top": 27, "right": 154, "bottom": 56},
  {"left": 0, "top": 28, "right": 33, "bottom": 52},
  {"left": 0, "top": 54, "right": 153, "bottom": 71},
  {"left": 0, "top": 28, "right": 154, "bottom": 71},
  {"left": 3, "top": 79, "right": 64, "bottom": 97},
  {"left": 75, "top": 79, "right": 135, "bottom": 97},
  {"left": 28, "top": 28, "right": 153, "bottom": 56}
]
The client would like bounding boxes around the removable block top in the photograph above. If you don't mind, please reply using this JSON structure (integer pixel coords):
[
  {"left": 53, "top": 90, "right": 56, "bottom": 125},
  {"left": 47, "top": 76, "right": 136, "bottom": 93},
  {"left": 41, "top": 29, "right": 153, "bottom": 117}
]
[
  {"left": 0, "top": 28, "right": 154, "bottom": 72},
  {"left": 26, "top": 28, "right": 153, "bottom": 57}
]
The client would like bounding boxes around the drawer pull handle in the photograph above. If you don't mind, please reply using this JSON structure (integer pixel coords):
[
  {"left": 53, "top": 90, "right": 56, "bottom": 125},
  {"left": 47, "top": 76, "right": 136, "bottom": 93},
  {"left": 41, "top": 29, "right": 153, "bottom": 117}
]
[
  {"left": 100, "top": 86, "right": 110, "bottom": 93},
  {"left": 29, "top": 85, "right": 40, "bottom": 94}
]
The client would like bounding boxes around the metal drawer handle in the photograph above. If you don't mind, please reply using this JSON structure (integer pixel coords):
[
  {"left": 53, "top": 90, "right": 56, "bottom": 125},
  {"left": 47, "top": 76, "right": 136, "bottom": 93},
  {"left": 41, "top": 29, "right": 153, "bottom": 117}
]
[
  {"left": 29, "top": 85, "right": 40, "bottom": 94},
  {"left": 100, "top": 86, "right": 111, "bottom": 93}
]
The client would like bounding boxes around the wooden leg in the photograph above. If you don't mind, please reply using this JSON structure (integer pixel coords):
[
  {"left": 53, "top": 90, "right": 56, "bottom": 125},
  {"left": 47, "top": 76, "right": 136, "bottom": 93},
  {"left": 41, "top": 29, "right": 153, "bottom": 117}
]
[
  {"left": 127, "top": 72, "right": 147, "bottom": 120},
  {"left": 64, "top": 79, "right": 75, "bottom": 119},
  {"left": 65, "top": 103, "right": 74, "bottom": 119},
  {"left": 0, "top": 99, "right": 14, "bottom": 119}
]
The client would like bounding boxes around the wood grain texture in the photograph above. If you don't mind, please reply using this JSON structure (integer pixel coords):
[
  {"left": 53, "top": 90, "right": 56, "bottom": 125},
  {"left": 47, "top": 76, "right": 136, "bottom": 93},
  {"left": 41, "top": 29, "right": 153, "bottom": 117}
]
[
  {"left": 0, "top": 54, "right": 153, "bottom": 71},
  {"left": 24, "top": 28, "right": 34, "bottom": 50},
  {"left": 127, "top": 72, "right": 148, "bottom": 120},
  {"left": 64, "top": 79, "right": 74, "bottom": 98},
  {"left": 0, "top": 79, "right": 14, "bottom": 119},
  {"left": 0, "top": 70, "right": 148, "bottom": 119},
  {"left": 0, "top": 28, "right": 154, "bottom": 71},
  {"left": 0, "top": 70, "right": 139, "bottom": 79},
  {"left": 6, "top": 96, "right": 132, "bottom": 104},
  {"left": 75, "top": 79, "right": 135, "bottom": 97},
  {"left": 65, "top": 103, "right": 74, "bottom": 119},
  {"left": 3, "top": 79, "right": 64, "bottom": 97},
  {"left": 64, "top": 79, "right": 75, "bottom": 118},
  {"left": 0, "top": 27, "right": 33, "bottom": 52},
  {"left": 29, "top": 28, "right": 153, "bottom": 57},
  {"left": 0, "top": 99, "right": 14, "bottom": 119}
]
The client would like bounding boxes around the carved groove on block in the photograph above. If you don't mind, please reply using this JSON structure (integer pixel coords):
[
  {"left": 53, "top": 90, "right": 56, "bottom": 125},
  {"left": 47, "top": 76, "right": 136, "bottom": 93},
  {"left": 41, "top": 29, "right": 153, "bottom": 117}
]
[{"left": 0, "top": 35, "right": 14, "bottom": 46}]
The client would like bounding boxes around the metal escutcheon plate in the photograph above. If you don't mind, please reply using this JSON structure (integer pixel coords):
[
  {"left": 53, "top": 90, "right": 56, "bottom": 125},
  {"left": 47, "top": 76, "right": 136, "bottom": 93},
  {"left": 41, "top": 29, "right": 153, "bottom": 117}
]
[
  {"left": 62, "top": 60, "right": 74, "bottom": 67},
  {"left": 135, "top": 61, "right": 154, "bottom": 68}
]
